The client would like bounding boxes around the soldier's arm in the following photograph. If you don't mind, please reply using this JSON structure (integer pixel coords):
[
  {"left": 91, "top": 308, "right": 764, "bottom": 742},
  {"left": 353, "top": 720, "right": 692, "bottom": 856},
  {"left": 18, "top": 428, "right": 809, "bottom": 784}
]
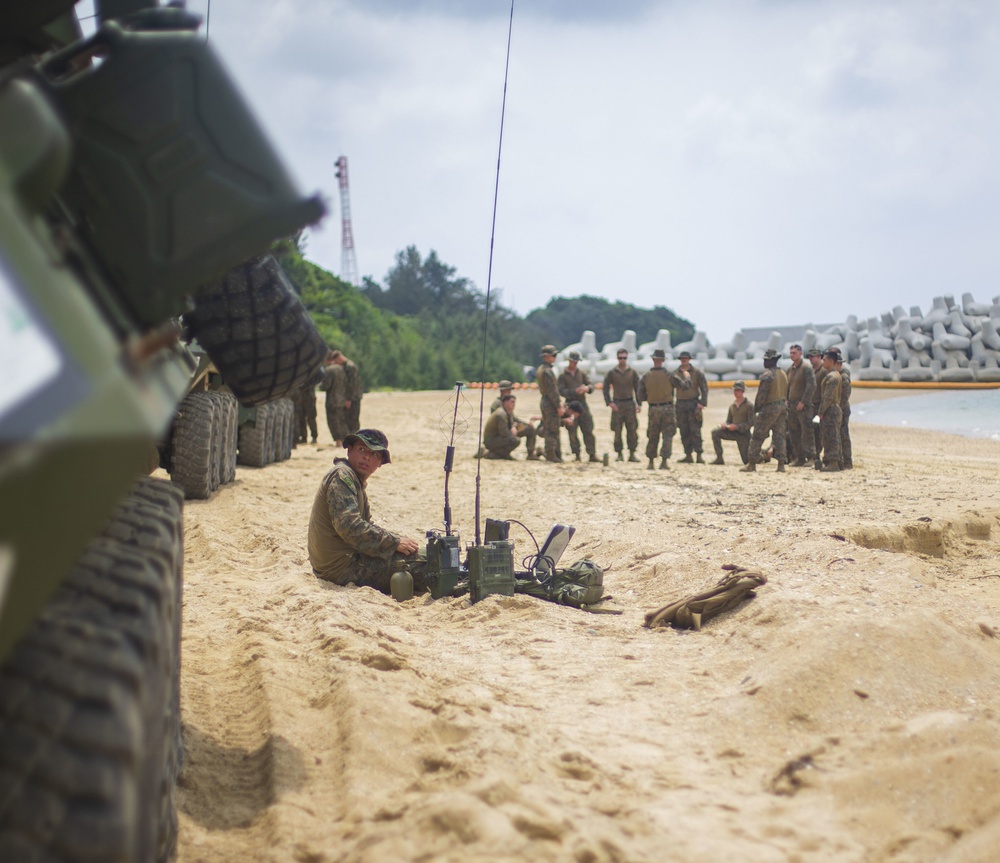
[
  {"left": 636, "top": 376, "right": 647, "bottom": 405},
  {"left": 698, "top": 370, "right": 708, "bottom": 406},
  {"left": 603, "top": 371, "right": 614, "bottom": 405},
  {"left": 557, "top": 373, "right": 574, "bottom": 401},
  {"left": 328, "top": 475, "right": 400, "bottom": 560},
  {"left": 802, "top": 365, "right": 816, "bottom": 405}
]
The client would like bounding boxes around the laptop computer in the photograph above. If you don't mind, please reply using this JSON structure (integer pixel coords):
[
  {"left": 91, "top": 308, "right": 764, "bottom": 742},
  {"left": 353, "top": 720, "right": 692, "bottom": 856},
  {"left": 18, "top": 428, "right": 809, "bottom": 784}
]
[{"left": 535, "top": 523, "right": 575, "bottom": 577}]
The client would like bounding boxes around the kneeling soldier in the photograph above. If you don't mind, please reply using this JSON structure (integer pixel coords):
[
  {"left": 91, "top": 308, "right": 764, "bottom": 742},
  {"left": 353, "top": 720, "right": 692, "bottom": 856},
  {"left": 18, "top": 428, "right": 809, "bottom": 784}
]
[{"left": 711, "top": 380, "right": 753, "bottom": 464}]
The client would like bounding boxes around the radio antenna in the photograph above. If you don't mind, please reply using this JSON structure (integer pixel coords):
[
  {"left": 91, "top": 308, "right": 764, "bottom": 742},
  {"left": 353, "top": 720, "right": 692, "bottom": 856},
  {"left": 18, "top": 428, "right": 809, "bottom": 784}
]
[{"left": 474, "top": 0, "right": 515, "bottom": 547}]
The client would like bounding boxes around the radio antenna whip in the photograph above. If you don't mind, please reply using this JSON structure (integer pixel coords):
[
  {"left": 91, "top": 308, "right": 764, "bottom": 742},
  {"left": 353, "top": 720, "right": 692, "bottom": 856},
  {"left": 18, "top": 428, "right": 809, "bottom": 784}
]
[
  {"left": 439, "top": 382, "right": 469, "bottom": 535},
  {"left": 474, "top": 0, "right": 515, "bottom": 547}
]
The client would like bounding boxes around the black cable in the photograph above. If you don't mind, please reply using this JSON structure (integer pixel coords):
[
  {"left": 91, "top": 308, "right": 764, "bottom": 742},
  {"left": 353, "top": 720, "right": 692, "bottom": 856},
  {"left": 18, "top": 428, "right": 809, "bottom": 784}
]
[{"left": 474, "top": 0, "right": 515, "bottom": 547}]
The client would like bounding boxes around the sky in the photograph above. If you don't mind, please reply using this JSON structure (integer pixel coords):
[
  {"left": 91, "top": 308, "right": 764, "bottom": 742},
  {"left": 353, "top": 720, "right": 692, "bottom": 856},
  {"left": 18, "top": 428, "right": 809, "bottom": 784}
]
[{"left": 80, "top": 0, "right": 1000, "bottom": 345}]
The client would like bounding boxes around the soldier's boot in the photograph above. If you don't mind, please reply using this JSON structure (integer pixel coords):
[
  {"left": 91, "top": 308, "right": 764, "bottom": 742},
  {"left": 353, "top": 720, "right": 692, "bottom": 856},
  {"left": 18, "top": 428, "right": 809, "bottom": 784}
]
[
  {"left": 647, "top": 458, "right": 656, "bottom": 471},
  {"left": 628, "top": 451, "right": 640, "bottom": 463},
  {"left": 574, "top": 452, "right": 582, "bottom": 461},
  {"left": 696, "top": 453, "right": 706, "bottom": 464},
  {"left": 841, "top": 461, "right": 854, "bottom": 470},
  {"left": 821, "top": 460, "right": 841, "bottom": 472},
  {"left": 678, "top": 453, "right": 693, "bottom": 464},
  {"left": 814, "top": 458, "right": 822, "bottom": 470},
  {"left": 616, "top": 451, "right": 624, "bottom": 462},
  {"left": 711, "top": 456, "right": 724, "bottom": 465},
  {"left": 659, "top": 457, "right": 670, "bottom": 470},
  {"left": 791, "top": 458, "right": 806, "bottom": 467},
  {"left": 740, "top": 462, "right": 757, "bottom": 472},
  {"left": 526, "top": 451, "right": 542, "bottom": 460},
  {"left": 588, "top": 454, "right": 602, "bottom": 463},
  {"left": 776, "top": 460, "right": 786, "bottom": 473}
]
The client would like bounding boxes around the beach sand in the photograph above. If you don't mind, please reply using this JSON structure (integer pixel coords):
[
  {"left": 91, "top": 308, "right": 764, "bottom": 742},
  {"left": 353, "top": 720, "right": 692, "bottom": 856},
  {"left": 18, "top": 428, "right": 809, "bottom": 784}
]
[{"left": 173, "top": 389, "right": 1000, "bottom": 863}]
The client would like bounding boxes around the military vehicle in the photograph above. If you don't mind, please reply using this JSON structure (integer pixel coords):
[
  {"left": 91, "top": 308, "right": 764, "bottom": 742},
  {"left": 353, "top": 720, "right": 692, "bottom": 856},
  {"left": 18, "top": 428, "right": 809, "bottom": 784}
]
[{"left": 0, "top": 2, "right": 327, "bottom": 859}]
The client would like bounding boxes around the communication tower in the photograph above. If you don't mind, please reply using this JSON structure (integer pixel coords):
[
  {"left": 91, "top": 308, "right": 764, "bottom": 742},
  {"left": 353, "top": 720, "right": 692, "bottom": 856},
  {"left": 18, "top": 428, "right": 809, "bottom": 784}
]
[{"left": 334, "top": 155, "right": 359, "bottom": 286}]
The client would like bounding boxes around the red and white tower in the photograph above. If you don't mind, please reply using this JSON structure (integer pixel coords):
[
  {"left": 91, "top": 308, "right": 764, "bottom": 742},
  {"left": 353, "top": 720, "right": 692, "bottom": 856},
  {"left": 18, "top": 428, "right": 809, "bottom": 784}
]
[{"left": 334, "top": 155, "right": 359, "bottom": 286}]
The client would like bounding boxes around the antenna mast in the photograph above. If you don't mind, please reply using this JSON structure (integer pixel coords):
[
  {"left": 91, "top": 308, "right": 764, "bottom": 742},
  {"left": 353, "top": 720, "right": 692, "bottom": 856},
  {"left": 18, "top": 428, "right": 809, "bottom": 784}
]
[{"left": 335, "top": 155, "right": 359, "bottom": 286}]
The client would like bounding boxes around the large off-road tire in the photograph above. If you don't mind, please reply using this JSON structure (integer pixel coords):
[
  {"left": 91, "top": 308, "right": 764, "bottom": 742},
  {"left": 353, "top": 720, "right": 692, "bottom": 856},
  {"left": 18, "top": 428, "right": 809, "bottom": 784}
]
[
  {"left": 219, "top": 392, "right": 239, "bottom": 485},
  {"left": 185, "top": 254, "right": 328, "bottom": 407},
  {"left": 237, "top": 403, "right": 270, "bottom": 468},
  {"left": 208, "top": 395, "right": 223, "bottom": 493},
  {"left": 170, "top": 391, "right": 215, "bottom": 500},
  {"left": 0, "top": 477, "right": 184, "bottom": 863}
]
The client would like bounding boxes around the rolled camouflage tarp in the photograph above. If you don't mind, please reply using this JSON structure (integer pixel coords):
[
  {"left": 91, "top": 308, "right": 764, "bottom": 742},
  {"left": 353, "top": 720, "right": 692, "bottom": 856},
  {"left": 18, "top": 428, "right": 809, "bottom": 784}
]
[{"left": 644, "top": 565, "right": 766, "bottom": 630}]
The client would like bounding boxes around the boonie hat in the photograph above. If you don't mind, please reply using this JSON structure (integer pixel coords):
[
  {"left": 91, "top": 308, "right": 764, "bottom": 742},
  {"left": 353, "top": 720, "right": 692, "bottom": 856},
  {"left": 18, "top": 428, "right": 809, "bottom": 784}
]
[
  {"left": 651, "top": 348, "right": 666, "bottom": 359},
  {"left": 540, "top": 344, "right": 557, "bottom": 356},
  {"left": 733, "top": 380, "right": 746, "bottom": 390},
  {"left": 807, "top": 348, "right": 822, "bottom": 357},
  {"left": 568, "top": 350, "right": 582, "bottom": 361},
  {"left": 763, "top": 348, "right": 781, "bottom": 360},
  {"left": 343, "top": 428, "right": 391, "bottom": 464},
  {"left": 498, "top": 379, "right": 514, "bottom": 390}
]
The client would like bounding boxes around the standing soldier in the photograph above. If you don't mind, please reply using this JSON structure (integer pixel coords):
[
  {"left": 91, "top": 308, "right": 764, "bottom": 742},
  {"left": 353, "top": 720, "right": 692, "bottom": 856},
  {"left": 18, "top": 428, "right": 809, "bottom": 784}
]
[
  {"left": 674, "top": 350, "right": 708, "bottom": 463},
  {"left": 785, "top": 344, "right": 816, "bottom": 467},
  {"left": 558, "top": 351, "right": 599, "bottom": 462},
  {"left": 836, "top": 353, "right": 853, "bottom": 469},
  {"left": 491, "top": 380, "right": 540, "bottom": 459},
  {"left": 330, "top": 350, "right": 363, "bottom": 434},
  {"left": 294, "top": 370, "right": 321, "bottom": 444},
  {"left": 636, "top": 348, "right": 678, "bottom": 470},
  {"left": 603, "top": 349, "right": 641, "bottom": 462},
  {"left": 807, "top": 348, "right": 825, "bottom": 461},
  {"left": 320, "top": 354, "right": 348, "bottom": 446},
  {"left": 742, "top": 348, "right": 788, "bottom": 472},
  {"left": 710, "top": 380, "right": 753, "bottom": 465},
  {"left": 536, "top": 345, "right": 565, "bottom": 463},
  {"left": 817, "top": 349, "right": 843, "bottom": 471}
]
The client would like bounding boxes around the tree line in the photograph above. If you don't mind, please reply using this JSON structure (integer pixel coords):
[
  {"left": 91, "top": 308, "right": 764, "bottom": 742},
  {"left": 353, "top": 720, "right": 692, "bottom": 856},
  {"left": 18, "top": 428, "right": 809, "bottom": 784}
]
[{"left": 276, "top": 242, "right": 695, "bottom": 391}]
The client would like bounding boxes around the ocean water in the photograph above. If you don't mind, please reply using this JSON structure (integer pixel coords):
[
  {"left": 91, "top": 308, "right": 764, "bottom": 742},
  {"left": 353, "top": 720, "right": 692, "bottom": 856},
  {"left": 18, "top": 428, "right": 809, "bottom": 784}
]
[{"left": 852, "top": 390, "right": 1000, "bottom": 441}]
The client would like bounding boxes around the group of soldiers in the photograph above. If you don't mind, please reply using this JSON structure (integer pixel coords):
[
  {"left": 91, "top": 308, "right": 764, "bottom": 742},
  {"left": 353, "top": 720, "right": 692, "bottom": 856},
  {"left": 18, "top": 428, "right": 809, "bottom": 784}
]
[
  {"left": 292, "top": 350, "right": 364, "bottom": 446},
  {"left": 481, "top": 343, "right": 853, "bottom": 473},
  {"left": 719, "top": 344, "right": 853, "bottom": 472}
]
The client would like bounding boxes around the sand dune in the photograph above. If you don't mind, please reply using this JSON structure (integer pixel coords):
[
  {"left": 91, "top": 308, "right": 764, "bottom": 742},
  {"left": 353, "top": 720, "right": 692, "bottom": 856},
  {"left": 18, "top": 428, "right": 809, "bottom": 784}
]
[{"left": 174, "top": 390, "right": 1000, "bottom": 863}]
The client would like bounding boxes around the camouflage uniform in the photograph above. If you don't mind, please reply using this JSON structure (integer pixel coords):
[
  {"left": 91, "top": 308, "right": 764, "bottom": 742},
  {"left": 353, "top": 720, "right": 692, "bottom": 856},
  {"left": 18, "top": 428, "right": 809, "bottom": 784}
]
[
  {"left": 490, "top": 391, "right": 538, "bottom": 458},
  {"left": 558, "top": 366, "right": 597, "bottom": 460},
  {"left": 785, "top": 357, "right": 816, "bottom": 463},
  {"left": 674, "top": 364, "right": 708, "bottom": 457},
  {"left": 320, "top": 363, "right": 349, "bottom": 443},
  {"left": 711, "top": 397, "right": 753, "bottom": 463},
  {"left": 637, "top": 366, "right": 680, "bottom": 461},
  {"left": 308, "top": 459, "right": 413, "bottom": 592},
  {"left": 342, "top": 359, "right": 363, "bottom": 434},
  {"left": 603, "top": 365, "right": 640, "bottom": 457},
  {"left": 293, "top": 381, "right": 319, "bottom": 443},
  {"left": 536, "top": 358, "right": 563, "bottom": 462},
  {"left": 818, "top": 370, "right": 843, "bottom": 468},
  {"left": 812, "top": 364, "right": 827, "bottom": 457},
  {"left": 748, "top": 367, "right": 788, "bottom": 464},
  {"left": 482, "top": 404, "right": 520, "bottom": 459},
  {"left": 839, "top": 365, "right": 853, "bottom": 468}
]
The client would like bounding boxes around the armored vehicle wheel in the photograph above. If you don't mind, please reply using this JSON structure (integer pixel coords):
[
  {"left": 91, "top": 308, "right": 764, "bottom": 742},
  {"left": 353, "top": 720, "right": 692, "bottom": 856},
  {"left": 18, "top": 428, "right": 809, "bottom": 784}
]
[
  {"left": 185, "top": 254, "right": 327, "bottom": 407},
  {"left": 220, "top": 392, "right": 239, "bottom": 484},
  {"left": 208, "top": 394, "right": 223, "bottom": 492},
  {"left": 170, "top": 391, "right": 215, "bottom": 499},
  {"left": 278, "top": 399, "right": 293, "bottom": 461},
  {"left": 237, "top": 403, "right": 270, "bottom": 467},
  {"left": 0, "top": 478, "right": 184, "bottom": 863}
]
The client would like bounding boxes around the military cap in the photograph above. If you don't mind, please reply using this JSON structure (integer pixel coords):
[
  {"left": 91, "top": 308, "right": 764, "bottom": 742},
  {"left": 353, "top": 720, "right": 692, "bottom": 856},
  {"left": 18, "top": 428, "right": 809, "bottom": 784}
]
[
  {"left": 733, "top": 380, "right": 746, "bottom": 390},
  {"left": 651, "top": 348, "right": 666, "bottom": 359},
  {"left": 763, "top": 348, "right": 781, "bottom": 359},
  {"left": 343, "top": 428, "right": 391, "bottom": 464},
  {"left": 498, "top": 379, "right": 514, "bottom": 390},
  {"left": 807, "top": 348, "right": 822, "bottom": 357},
  {"left": 678, "top": 350, "right": 692, "bottom": 359},
  {"left": 568, "top": 350, "right": 582, "bottom": 361},
  {"left": 540, "top": 344, "right": 557, "bottom": 356}
]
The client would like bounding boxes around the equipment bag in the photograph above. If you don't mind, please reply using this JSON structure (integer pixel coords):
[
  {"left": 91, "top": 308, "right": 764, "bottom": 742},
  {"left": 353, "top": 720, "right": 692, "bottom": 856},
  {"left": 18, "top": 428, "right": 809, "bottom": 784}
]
[
  {"left": 515, "top": 558, "right": 606, "bottom": 608},
  {"left": 643, "top": 565, "right": 766, "bottom": 630}
]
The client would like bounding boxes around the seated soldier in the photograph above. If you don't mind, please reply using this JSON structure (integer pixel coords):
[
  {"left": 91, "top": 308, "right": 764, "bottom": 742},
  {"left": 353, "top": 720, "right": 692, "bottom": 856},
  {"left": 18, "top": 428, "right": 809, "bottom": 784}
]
[
  {"left": 710, "top": 380, "right": 753, "bottom": 465},
  {"left": 308, "top": 429, "right": 426, "bottom": 593},
  {"left": 483, "top": 393, "right": 521, "bottom": 459}
]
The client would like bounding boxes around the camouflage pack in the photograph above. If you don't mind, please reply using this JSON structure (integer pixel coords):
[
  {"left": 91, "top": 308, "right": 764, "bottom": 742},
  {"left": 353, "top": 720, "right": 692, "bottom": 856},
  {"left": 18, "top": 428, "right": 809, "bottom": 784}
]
[{"left": 516, "top": 558, "right": 605, "bottom": 608}]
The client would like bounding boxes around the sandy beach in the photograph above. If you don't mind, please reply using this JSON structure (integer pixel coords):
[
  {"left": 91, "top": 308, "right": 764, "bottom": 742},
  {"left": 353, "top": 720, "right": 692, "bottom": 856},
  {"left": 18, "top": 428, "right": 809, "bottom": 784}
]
[{"left": 173, "top": 388, "right": 1000, "bottom": 863}]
